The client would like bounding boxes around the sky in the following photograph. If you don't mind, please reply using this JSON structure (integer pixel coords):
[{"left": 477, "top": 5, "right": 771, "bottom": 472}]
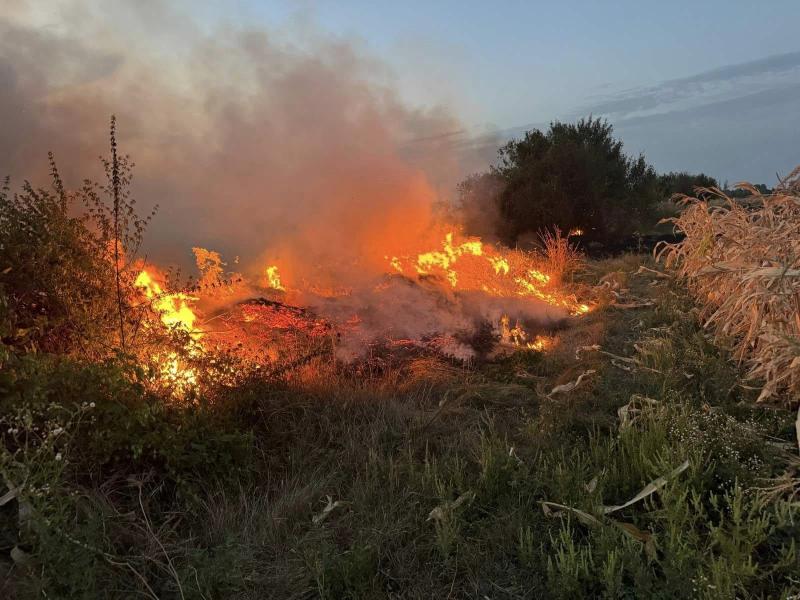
[
  {"left": 2, "top": 0, "right": 799, "bottom": 234},
  {"left": 217, "top": 0, "right": 800, "bottom": 185}
]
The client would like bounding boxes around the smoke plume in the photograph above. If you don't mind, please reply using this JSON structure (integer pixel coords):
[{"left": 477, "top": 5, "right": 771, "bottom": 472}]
[
  {"left": 1, "top": 2, "right": 566, "bottom": 360},
  {"left": 2, "top": 3, "right": 468, "bottom": 276}
]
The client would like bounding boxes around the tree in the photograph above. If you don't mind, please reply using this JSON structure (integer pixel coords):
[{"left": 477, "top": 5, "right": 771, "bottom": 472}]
[
  {"left": 454, "top": 171, "right": 506, "bottom": 242},
  {"left": 657, "top": 171, "right": 718, "bottom": 198},
  {"left": 465, "top": 118, "right": 661, "bottom": 247}
]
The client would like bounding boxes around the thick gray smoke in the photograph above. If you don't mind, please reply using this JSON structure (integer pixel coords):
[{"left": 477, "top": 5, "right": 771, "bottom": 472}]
[
  {"left": 1, "top": 2, "right": 564, "bottom": 360},
  {"left": 0, "top": 2, "right": 474, "bottom": 278}
]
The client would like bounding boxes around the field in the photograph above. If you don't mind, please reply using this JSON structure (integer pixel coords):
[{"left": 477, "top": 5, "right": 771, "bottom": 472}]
[
  {"left": 2, "top": 252, "right": 798, "bottom": 599},
  {"left": 4, "top": 4, "right": 800, "bottom": 597}
]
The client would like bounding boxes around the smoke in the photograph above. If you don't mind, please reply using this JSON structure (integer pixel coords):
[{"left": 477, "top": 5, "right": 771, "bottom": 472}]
[
  {"left": 0, "top": 2, "right": 565, "bottom": 359},
  {"left": 1, "top": 2, "right": 466, "bottom": 277},
  {"left": 454, "top": 171, "right": 508, "bottom": 243}
]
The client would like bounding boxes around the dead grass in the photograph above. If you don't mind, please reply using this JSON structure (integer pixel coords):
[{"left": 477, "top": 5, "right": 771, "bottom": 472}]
[
  {"left": 658, "top": 166, "right": 800, "bottom": 404},
  {"left": 538, "top": 227, "right": 584, "bottom": 284}
]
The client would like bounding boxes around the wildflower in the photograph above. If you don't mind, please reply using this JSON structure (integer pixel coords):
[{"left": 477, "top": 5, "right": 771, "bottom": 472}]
[
  {"left": 89, "top": 402, "right": 96, "bottom": 408},
  {"left": 55, "top": 452, "right": 62, "bottom": 461}
]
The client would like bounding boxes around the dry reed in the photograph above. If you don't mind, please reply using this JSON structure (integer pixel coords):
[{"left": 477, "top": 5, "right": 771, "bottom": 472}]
[{"left": 657, "top": 166, "right": 800, "bottom": 404}]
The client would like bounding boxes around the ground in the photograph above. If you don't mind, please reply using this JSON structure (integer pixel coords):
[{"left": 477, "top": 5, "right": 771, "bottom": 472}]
[{"left": 2, "top": 255, "right": 798, "bottom": 599}]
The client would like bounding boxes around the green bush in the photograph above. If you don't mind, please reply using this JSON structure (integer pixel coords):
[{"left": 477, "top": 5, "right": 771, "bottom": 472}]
[
  {"left": 493, "top": 118, "right": 660, "bottom": 247},
  {"left": 1, "top": 352, "right": 253, "bottom": 494},
  {"left": 0, "top": 352, "right": 255, "bottom": 597},
  {"left": 0, "top": 118, "right": 157, "bottom": 359}
]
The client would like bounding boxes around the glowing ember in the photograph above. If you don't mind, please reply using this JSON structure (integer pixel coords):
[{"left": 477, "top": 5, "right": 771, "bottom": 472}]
[
  {"left": 386, "top": 256, "right": 403, "bottom": 272},
  {"left": 569, "top": 228, "right": 584, "bottom": 236}
]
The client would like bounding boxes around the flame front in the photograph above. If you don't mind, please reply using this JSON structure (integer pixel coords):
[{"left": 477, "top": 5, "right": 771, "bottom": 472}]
[
  {"left": 388, "top": 230, "right": 589, "bottom": 316},
  {"left": 135, "top": 270, "right": 203, "bottom": 393},
  {"left": 133, "top": 228, "right": 590, "bottom": 395}
]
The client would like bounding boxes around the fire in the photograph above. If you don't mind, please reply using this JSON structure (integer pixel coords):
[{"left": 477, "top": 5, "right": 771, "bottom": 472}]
[
  {"left": 526, "top": 335, "right": 552, "bottom": 351},
  {"left": 499, "top": 316, "right": 553, "bottom": 351},
  {"left": 134, "top": 270, "right": 204, "bottom": 393},
  {"left": 264, "top": 265, "right": 286, "bottom": 291},
  {"left": 385, "top": 256, "right": 403, "bottom": 272},
  {"left": 415, "top": 232, "right": 484, "bottom": 287},
  {"left": 132, "top": 227, "right": 590, "bottom": 393},
  {"left": 489, "top": 256, "right": 510, "bottom": 275},
  {"left": 388, "top": 230, "right": 589, "bottom": 315},
  {"left": 134, "top": 270, "right": 202, "bottom": 339},
  {"left": 569, "top": 228, "right": 584, "bottom": 237}
]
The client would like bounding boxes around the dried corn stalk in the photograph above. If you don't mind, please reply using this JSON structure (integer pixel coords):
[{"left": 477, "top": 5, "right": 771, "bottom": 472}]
[{"left": 657, "top": 166, "right": 800, "bottom": 404}]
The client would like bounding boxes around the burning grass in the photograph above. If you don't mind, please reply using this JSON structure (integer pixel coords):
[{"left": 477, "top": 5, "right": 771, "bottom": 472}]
[
  {"left": 125, "top": 227, "right": 590, "bottom": 398},
  {"left": 4, "top": 255, "right": 798, "bottom": 598},
  {"left": 3, "top": 125, "right": 798, "bottom": 598},
  {"left": 658, "top": 167, "right": 800, "bottom": 404}
]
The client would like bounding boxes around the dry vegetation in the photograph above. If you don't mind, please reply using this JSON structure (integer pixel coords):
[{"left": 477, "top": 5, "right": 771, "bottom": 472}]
[
  {"left": 1, "top": 130, "right": 799, "bottom": 598},
  {"left": 658, "top": 167, "right": 800, "bottom": 404}
]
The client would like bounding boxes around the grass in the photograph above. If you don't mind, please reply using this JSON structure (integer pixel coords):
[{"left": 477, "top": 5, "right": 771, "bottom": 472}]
[{"left": 2, "top": 255, "right": 799, "bottom": 599}]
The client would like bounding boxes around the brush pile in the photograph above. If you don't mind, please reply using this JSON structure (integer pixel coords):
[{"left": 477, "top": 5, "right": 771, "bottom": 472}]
[{"left": 658, "top": 167, "right": 800, "bottom": 404}]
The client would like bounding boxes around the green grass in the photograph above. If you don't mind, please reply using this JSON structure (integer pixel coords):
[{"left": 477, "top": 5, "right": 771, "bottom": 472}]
[{"left": 2, "top": 255, "right": 798, "bottom": 599}]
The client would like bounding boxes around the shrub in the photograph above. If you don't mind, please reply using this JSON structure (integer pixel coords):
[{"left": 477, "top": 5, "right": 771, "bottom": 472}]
[
  {"left": 0, "top": 117, "right": 157, "bottom": 359},
  {"left": 0, "top": 352, "right": 253, "bottom": 494},
  {"left": 491, "top": 118, "right": 660, "bottom": 247},
  {"left": 657, "top": 171, "right": 718, "bottom": 198}
]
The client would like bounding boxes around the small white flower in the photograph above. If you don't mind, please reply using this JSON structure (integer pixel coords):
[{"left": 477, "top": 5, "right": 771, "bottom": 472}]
[
  {"left": 89, "top": 402, "right": 96, "bottom": 408},
  {"left": 55, "top": 452, "right": 62, "bottom": 461}
]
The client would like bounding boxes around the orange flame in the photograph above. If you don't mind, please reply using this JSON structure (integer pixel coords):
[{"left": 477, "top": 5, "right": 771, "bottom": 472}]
[
  {"left": 134, "top": 270, "right": 202, "bottom": 339},
  {"left": 134, "top": 270, "right": 203, "bottom": 393},
  {"left": 387, "top": 230, "right": 590, "bottom": 315},
  {"left": 264, "top": 265, "right": 286, "bottom": 291}
]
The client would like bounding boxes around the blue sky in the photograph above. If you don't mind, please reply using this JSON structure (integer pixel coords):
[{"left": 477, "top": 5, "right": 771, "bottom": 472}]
[{"left": 210, "top": 0, "right": 800, "bottom": 184}]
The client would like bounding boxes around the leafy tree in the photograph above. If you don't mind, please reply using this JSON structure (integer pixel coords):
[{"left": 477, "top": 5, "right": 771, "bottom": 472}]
[
  {"left": 657, "top": 171, "right": 718, "bottom": 197},
  {"left": 454, "top": 171, "right": 506, "bottom": 242},
  {"left": 462, "top": 118, "right": 660, "bottom": 247}
]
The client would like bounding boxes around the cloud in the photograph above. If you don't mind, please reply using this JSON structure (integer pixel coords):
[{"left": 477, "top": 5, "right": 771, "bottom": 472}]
[
  {"left": 444, "top": 52, "right": 800, "bottom": 184},
  {"left": 586, "top": 54, "right": 800, "bottom": 183},
  {"left": 612, "top": 82, "right": 800, "bottom": 185},
  {"left": 580, "top": 50, "right": 800, "bottom": 120}
]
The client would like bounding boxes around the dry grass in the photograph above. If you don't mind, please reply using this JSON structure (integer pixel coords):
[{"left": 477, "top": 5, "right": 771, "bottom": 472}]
[
  {"left": 539, "top": 227, "right": 584, "bottom": 284},
  {"left": 657, "top": 166, "right": 800, "bottom": 404}
]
